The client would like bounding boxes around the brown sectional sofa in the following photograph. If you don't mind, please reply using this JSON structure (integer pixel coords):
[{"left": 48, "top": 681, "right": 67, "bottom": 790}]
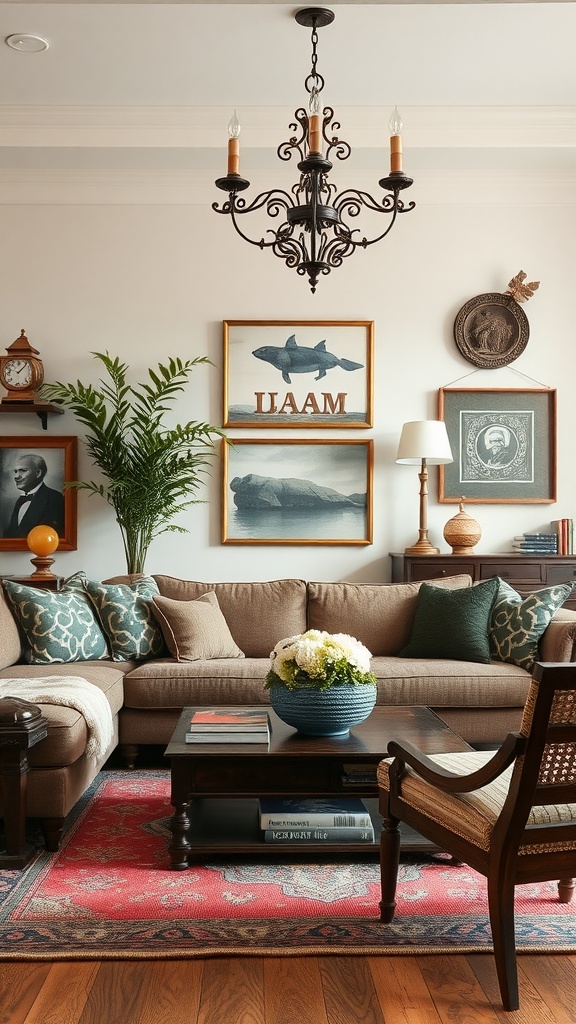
[{"left": 1, "top": 571, "right": 576, "bottom": 852}]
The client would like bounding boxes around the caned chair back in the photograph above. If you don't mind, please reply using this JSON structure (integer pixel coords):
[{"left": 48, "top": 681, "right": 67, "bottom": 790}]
[{"left": 493, "top": 662, "right": 576, "bottom": 854}]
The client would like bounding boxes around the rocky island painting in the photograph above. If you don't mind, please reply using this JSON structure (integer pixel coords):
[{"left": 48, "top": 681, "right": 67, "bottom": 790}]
[
  {"left": 222, "top": 440, "right": 373, "bottom": 544},
  {"left": 223, "top": 320, "right": 373, "bottom": 428}
]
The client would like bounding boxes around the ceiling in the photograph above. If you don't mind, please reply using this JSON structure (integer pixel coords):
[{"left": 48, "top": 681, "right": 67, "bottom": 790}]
[{"left": 0, "top": 3, "right": 574, "bottom": 176}]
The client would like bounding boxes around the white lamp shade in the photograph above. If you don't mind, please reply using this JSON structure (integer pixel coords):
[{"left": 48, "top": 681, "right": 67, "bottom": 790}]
[{"left": 396, "top": 420, "right": 453, "bottom": 466}]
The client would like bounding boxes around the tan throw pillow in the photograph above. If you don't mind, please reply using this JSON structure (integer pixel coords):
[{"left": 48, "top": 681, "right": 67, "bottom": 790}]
[{"left": 151, "top": 591, "right": 245, "bottom": 661}]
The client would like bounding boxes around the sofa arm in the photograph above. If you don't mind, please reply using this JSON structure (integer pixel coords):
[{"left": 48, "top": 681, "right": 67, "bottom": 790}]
[{"left": 539, "top": 609, "right": 576, "bottom": 662}]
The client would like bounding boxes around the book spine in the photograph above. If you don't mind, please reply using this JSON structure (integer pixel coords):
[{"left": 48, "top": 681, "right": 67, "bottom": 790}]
[
  {"left": 185, "top": 732, "right": 269, "bottom": 743},
  {"left": 261, "top": 813, "right": 372, "bottom": 828},
  {"left": 264, "top": 826, "right": 375, "bottom": 843}
]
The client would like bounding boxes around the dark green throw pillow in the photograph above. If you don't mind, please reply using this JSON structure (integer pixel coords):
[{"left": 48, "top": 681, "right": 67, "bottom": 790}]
[
  {"left": 399, "top": 577, "right": 500, "bottom": 664},
  {"left": 490, "top": 577, "right": 574, "bottom": 671},
  {"left": 2, "top": 576, "right": 109, "bottom": 665},
  {"left": 83, "top": 576, "right": 165, "bottom": 662}
]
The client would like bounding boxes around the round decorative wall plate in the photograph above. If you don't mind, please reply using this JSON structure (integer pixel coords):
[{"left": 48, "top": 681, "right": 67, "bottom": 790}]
[{"left": 453, "top": 292, "right": 529, "bottom": 369}]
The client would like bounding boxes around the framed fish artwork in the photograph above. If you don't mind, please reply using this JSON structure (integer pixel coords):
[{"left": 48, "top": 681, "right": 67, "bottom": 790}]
[{"left": 222, "top": 320, "right": 374, "bottom": 428}]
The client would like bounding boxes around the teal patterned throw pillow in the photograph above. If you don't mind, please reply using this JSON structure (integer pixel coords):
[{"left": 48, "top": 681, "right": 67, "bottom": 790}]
[
  {"left": 489, "top": 577, "right": 574, "bottom": 671},
  {"left": 83, "top": 576, "right": 165, "bottom": 662},
  {"left": 2, "top": 577, "right": 109, "bottom": 665}
]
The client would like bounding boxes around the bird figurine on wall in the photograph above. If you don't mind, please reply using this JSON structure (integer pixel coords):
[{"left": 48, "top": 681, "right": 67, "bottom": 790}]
[{"left": 504, "top": 271, "right": 540, "bottom": 303}]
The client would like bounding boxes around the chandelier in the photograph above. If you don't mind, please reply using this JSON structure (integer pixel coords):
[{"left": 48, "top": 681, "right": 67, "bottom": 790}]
[{"left": 213, "top": 7, "right": 415, "bottom": 294}]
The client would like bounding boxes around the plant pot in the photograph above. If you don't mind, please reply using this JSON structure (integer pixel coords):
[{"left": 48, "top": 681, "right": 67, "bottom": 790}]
[{"left": 269, "top": 683, "right": 377, "bottom": 737}]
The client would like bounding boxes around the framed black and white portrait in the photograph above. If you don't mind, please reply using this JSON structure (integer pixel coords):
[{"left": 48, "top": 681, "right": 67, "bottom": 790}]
[{"left": 0, "top": 436, "right": 78, "bottom": 550}]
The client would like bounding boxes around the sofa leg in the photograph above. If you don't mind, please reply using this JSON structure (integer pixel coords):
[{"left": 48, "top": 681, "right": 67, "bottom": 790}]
[
  {"left": 41, "top": 817, "right": 65, "bottom": 851},
  {"left": 120, "top": 743, "right": 139, "bottom": 769}
]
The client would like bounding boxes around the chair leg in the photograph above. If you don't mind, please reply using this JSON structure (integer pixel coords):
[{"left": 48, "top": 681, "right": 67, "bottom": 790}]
[
  {"left": 487, "top": 868, "right": 519, "bottom": 1011},
  {"left": 557, "top": 878, "right": 575, "bottom": 903},
  {"left": 379, "top": 811, "right": 401, "bottom": 923}
]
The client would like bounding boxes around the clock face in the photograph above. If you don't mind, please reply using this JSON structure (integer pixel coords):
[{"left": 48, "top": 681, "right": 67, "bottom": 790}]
[{"left": 2, "top": 358, "right": 33, "bottom": 389}]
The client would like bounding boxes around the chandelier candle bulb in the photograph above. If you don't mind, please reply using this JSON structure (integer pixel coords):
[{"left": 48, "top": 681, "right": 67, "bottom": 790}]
[
  {"left": 308, "top": 87, "right": 322, "bottom": 154},
  {"left": 227, "top": 111, "right": 241, "bottom": 175},
  {"left": 389, "top": 107, "right": 403, "bottom": 173}
]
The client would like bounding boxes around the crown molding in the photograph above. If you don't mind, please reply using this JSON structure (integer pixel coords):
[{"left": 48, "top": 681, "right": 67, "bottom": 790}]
[{"left": 0, "top": 106, "right": 575, "bottom": 150}]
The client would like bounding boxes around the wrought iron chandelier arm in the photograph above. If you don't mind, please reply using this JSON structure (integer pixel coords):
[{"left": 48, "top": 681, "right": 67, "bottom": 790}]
[{"left": 212, "top": 189, "right": 296, "bottom": 250}]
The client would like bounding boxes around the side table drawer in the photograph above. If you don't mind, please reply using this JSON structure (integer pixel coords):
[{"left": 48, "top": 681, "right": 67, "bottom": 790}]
[
  {"left": 545, "top": 563, "right": 576, "bottom": 587},
  {"left": 408, "top": 560, "right": 473, "bottom": 582},
  {"left": 479, "top": 561, "right": 544, "bottom": 584}
]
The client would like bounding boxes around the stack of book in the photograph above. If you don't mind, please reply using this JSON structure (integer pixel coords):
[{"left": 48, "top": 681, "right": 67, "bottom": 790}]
[
  {"left": 258, "top": 796, "right": 375, "bottom": 844},
  {"left": 512, "top": 532, "right": 558, "bottom": 554},
  {"left": 185, "top": 707, "right": 271, "bottom": 744},
  {"left": 551, "top": 519, "right": 574, "bottom": 556}
]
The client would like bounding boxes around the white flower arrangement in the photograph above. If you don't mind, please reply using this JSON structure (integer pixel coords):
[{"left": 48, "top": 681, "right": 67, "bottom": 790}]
[{"left": 265, "top": 629, "right": 376, "bottom": 691}]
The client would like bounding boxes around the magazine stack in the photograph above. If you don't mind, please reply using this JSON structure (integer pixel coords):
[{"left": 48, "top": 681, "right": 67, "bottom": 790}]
[{"left": 185, "top": 707, "right": 271, "bottom": 744}]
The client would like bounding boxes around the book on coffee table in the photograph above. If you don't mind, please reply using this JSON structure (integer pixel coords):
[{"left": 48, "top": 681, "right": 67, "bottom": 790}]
[
  {"left": 185, "top": 707, "right": 271, "bottom": 743},
  {"left": 264, "top": 825, "right": 375, "bottom": 843},
  {"left": 258, "top": 796, "right": 371, "bottom": 828}
]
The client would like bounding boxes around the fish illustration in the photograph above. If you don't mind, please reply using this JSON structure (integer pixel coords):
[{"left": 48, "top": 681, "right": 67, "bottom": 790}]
[{"left": 252, "top": 335, "right": 363, "bottom": 384}]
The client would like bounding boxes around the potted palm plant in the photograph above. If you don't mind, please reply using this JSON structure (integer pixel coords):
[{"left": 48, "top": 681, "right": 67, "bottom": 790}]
[
  {"left": 40, "top": 351, "right": 225, "bottom": 574},
  {"left": 265, "top": 629, "right": 377, "bottom": 736}
]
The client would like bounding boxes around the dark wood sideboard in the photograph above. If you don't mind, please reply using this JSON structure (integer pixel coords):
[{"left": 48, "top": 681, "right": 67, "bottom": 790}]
[{"left": 390, "top": 552, "right": 576, "bottom": 612}]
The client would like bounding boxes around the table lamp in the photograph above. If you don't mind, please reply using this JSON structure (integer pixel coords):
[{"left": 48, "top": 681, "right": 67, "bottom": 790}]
[
  {"left": 396, "top": 421, "right": 453, "bottom": 555},
  {"left": 26, "top": 525, "right": 59, "bottom": 582}
]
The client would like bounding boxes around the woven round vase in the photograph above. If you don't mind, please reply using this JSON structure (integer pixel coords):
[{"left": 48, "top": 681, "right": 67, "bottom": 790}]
[{"left": 269, "top": 684, "right": 377, "bottom": 737}]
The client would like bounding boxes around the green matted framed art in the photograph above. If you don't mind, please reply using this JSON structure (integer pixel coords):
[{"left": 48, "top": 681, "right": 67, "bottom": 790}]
[
  {"left": 222, "top": 320, "right": 374, "bottom": 428},
  {"left": 438, "top": 387, "right": 557, "bottom": 504},
  {"left": 222, "top": 438, "right": 373, "bottom": 544}
]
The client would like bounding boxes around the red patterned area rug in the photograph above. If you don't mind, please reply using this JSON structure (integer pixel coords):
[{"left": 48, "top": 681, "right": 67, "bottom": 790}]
[{"left": 1, "top": 770, "right": 575, "bottom": 960}]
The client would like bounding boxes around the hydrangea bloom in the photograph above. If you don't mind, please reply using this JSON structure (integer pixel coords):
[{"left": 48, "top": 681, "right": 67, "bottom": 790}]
[{"left": 265, "top": 630, "right": 376, "bottom": 691}]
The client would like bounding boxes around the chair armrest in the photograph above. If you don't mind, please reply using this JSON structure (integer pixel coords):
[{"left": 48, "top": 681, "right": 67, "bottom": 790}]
[
  {"left": 386, "top": 732, "right": 524, "bottom": 794},
  {"left": 539, "top": 610, "right": 576, "bottom": 662}
]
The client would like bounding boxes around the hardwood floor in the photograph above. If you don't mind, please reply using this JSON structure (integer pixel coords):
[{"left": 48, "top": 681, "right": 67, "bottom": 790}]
[{"left": 2, "top": 954, "right": 576, "bottom": 1023}]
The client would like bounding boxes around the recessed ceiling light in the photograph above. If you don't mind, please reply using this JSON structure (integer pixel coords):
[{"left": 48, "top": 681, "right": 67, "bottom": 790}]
[{"left": 5, "top": 34, "right": 49, "bottom": 53}]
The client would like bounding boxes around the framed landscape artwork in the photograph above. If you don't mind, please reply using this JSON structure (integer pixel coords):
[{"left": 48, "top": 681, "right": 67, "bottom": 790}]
[
  {"left": 0, "top": 435, "right": 78, "bottom": 550},
  {"left": 438, "top": 388, "right": 557, "bottom": 504},
  {"left": 222, "top": 320, "right": 374, "bottom": 428},
  {"left": 222, "top": 438, "right": 373, "bottom": 545}
]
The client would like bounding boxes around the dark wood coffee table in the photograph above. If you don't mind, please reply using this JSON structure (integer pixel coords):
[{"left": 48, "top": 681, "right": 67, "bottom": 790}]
[{"left": 164, "top": 705, "right": 473, "bottom": 869}]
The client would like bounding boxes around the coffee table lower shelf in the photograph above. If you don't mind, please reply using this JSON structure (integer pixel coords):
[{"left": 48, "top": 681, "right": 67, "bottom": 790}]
[{"left": 180, "top": 797, "right": 437, "bottom": 861}]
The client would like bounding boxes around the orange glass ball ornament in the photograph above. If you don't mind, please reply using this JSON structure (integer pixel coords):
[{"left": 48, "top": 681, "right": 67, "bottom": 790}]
[{"left": 27, "top": 525, "right": 60, "bottom": 557}]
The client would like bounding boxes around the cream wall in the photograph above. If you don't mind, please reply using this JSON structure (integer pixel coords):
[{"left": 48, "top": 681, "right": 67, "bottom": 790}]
[{"left": 0, "top": 171, "right": 574, "bottom": 583}]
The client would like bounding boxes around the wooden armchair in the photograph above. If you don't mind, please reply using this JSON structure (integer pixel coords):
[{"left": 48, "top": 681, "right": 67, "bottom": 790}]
[{"left": 377, "top": 662, "right": 576, "bottom": 1011}]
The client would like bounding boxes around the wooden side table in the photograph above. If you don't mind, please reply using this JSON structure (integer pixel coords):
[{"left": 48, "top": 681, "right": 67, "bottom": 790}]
[{"left": 0, "top": 697, "right": 48, "bottom": 868}]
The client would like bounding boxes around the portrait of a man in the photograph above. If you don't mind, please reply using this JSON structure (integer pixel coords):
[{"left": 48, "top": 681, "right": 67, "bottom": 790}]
[
  {"left": 2, "top": 451, "right": 65, "bottom": 538},
  {"left": 479, "top": 425, "right": 517, "bottom": 469}
]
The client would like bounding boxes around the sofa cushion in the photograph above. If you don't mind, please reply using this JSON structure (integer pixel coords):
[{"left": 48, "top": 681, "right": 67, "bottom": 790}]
[
  {"left": 307, "top": 575, "right": 473, "bottom": 656},
  {"left": 122, "top": 657, "right": 271, "bottom": 709},
  {"left": 400, "top": 577, "right": 500, "bottom": 664},
  {"left": 151, "top": 591, "right": 245, "bottom": 661},
  {"left": 153, "top": 577, "right": 307, "bottom": 658},
  {"left": 2, "top": 578, "right": 109, "bottom": 665},
  {"left": 0, "top": 663, "right": 125, "bottom": 767},
  {"left": 84, "top": 576, "right": 165, "bottom": 662},
  {"left": 489, "top": 578, "right": 574, "bottom": 670}
]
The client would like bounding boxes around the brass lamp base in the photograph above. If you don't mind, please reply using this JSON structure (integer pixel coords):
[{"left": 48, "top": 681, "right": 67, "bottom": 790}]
[{"left": 404, "top": 538, "right": 440, "bottom": 555}]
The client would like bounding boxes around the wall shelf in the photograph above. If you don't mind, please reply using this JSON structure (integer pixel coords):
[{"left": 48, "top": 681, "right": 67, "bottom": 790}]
[{"left": 0, "top": 402, "right": 64, "bottom": 430}]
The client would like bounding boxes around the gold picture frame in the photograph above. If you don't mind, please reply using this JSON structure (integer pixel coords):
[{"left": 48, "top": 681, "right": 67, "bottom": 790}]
[
  {"left": 223, "top": 320, "right": 374, "bottom": 428},
  {"left": 222, "top": 438, "right": 373, "bottom": 544},
  {"left": 0, "top": 435, "right": 78, "bottom": 549}
]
